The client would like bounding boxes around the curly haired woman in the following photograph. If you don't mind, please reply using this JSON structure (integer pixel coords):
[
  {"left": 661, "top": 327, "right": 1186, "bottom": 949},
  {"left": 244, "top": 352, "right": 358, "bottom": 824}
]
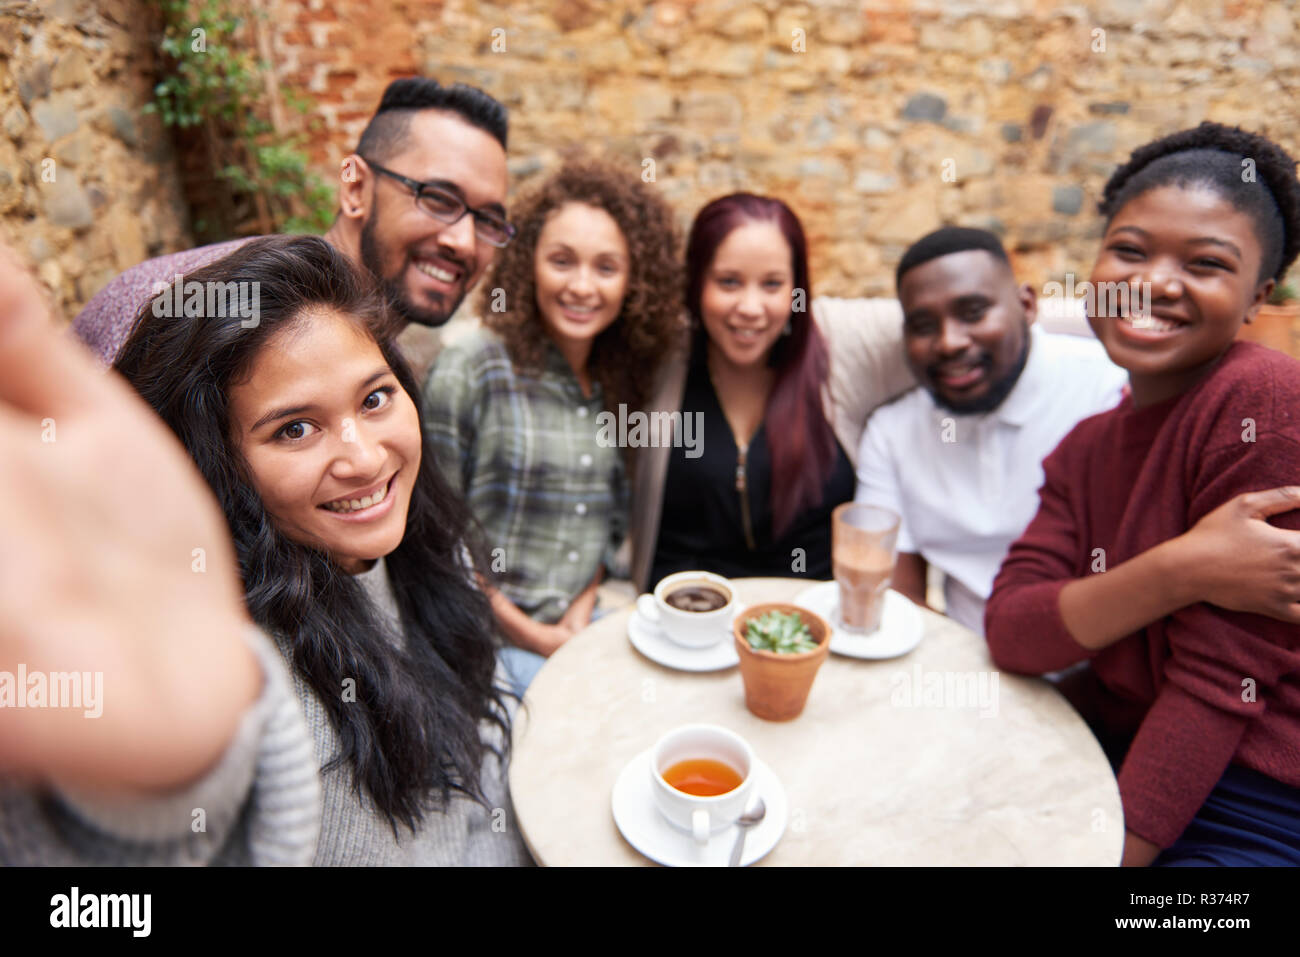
[{"left": 423, "top": 155, "right": 686, "bottom": 692}]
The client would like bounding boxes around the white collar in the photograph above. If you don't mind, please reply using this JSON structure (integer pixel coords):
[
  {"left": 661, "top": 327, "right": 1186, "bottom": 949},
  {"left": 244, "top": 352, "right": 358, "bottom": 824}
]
[{"left": 991, "top": 325, "right": 1047, "bottom": 427}]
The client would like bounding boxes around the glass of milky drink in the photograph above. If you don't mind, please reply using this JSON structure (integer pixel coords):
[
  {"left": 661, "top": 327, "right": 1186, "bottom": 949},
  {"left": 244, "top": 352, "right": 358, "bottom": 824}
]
[{"left": 831, "top": 503, "right": 900, "bottom": 634}]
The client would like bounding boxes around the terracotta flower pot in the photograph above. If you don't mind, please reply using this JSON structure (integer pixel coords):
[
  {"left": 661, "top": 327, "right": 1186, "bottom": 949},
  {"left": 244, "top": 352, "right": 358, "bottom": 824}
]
[
  {"left": 733, "top": 603, "right": 832, "bottom": 721},
  {"left": 1237, "top": 303, "right": 1300, "bottom": 358}
]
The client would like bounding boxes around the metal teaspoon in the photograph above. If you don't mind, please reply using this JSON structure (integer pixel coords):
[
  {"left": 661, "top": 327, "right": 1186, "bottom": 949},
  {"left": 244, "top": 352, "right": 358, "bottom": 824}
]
[{"left": 728, "top": 796, "right": 767, "bottom": 867}]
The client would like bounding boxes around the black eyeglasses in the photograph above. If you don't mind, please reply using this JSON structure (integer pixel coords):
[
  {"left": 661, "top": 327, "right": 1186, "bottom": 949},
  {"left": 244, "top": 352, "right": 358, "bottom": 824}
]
[{"left": 360, "top": 157, "right": 516, "bottom": 248}]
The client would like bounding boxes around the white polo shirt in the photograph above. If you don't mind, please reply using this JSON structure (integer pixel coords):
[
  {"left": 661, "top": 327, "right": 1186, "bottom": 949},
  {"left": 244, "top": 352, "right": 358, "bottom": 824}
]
[{"left": 854, "top": 326, "right": 1127, "bottom": 635}]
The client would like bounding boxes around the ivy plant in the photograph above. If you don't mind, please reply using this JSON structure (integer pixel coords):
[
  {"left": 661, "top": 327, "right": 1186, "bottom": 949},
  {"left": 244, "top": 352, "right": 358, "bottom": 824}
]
[{"left": 146, "top": 0, "right": 335, "bottom": 236}]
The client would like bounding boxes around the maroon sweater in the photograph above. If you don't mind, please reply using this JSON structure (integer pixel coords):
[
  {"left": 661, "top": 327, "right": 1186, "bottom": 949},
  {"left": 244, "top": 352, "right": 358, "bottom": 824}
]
[{"left": 986, "top": 342, "right": 1300, "bottom": 849}]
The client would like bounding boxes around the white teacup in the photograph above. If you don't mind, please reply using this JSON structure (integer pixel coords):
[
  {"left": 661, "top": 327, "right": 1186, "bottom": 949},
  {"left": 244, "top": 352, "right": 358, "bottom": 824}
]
[
  {"left": 636, "top": 571, "right": 735, "bottom": 648},
  {"left": 649, "top": 724, "right": 755, "bottom": 844}
]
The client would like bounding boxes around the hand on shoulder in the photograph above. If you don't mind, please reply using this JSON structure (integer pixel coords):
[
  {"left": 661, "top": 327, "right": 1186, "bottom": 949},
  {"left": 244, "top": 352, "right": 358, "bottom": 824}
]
[{"left": 1175, "top": 486, "right": 1300, "bottom": 623}]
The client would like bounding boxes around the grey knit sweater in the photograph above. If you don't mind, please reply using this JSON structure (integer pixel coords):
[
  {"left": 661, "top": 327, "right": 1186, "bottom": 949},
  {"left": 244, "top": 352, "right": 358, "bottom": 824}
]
[{"left": 0, "top": 559, "right": 533, "bottom": 866}]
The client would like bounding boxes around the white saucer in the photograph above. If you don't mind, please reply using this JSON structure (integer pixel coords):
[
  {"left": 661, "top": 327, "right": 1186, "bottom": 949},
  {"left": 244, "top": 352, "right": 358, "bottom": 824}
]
[
  {"left": 611, "top": 748, "right": 788, "bottom": 867},
  {"left": 792, "top": 581, "right": 924, "bottom": 659},
  {"left": 627, "top": 608, "right": 739, "bottom": 672}
]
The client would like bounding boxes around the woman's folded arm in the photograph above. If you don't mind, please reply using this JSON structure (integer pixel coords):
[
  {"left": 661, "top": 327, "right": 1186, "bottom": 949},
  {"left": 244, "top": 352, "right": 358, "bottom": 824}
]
[{"left": 985, "top": 442, "right": 1096, "bottom": 673}]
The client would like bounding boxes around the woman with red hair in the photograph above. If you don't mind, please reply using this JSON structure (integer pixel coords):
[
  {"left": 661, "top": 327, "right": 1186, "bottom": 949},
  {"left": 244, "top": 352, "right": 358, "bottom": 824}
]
[{"left": 630, "top": 193, "right": 853, "bottom": 590}]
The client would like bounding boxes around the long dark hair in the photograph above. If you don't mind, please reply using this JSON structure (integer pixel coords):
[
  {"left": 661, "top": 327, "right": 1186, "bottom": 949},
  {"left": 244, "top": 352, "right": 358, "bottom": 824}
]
[
  {"left": 113, "top": 235, "right": 509, "bottom": 835},
  {"left": 684, "top": 193, "right": 837, "bottom": 539}
]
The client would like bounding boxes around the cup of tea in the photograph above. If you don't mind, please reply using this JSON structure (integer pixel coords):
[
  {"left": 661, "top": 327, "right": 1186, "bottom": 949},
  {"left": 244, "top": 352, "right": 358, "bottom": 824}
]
[
  {"left": 831, "top": 503, "right": 900, "bottom": 634},
  {"left": 636, "top": 571, "right": 735, "bottom": 648},
  {"left": 649, "top": 724, "right": 755, "bottom": 844}
]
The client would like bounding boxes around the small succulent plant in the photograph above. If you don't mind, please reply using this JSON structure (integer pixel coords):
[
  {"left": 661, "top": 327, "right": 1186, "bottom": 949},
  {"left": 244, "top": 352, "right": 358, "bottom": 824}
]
[{"left": 744, "top": 610, "right": 819, "bottom": 654}]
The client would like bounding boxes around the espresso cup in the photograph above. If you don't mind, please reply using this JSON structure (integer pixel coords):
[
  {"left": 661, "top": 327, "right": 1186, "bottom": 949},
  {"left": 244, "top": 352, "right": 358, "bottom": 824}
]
[
  {"left": 649, "top": 724, "right": 756, "bottom": 844},
  {"left": 636, "top": 571, "right": 735, "bottom": 648}
]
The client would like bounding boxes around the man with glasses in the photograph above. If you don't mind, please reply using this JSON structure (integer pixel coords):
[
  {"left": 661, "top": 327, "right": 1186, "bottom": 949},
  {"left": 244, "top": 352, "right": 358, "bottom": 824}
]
[{"left": 72, "top": 77, "right": 513, "bottom": 365}]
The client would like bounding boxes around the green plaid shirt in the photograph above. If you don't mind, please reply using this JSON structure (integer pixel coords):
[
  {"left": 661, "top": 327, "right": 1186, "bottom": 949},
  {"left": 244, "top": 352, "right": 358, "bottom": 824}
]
[{"left": 423, "top": 326, "right": 627, "bottom": 624}]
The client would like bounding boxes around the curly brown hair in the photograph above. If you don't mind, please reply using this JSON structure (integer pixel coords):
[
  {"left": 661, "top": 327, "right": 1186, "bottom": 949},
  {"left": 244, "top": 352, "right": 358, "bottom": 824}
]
[{"left": 481, "top": 154, "right": 688, "bottom": 421}]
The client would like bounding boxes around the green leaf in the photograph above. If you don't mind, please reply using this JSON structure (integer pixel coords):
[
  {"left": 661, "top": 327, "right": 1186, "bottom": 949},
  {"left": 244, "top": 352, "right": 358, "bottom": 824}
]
[
  {"left": 744, "top": 609, "right": 815, "bottom": 654},
  {"left": 148, "top": 0, "right": 340, "bottom": 236}
]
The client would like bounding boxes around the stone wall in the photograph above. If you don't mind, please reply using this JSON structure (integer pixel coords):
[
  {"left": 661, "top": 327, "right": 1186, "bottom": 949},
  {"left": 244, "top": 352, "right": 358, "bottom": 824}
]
[
  {"left": 1, "top": 0, "right": 192, "bottom": 320},
  {"left": 5, "top": 0, "right": 1299, "bottom": 318},
  {"left": 261, "top": 0, "right": 1300, "bottom": 297}
]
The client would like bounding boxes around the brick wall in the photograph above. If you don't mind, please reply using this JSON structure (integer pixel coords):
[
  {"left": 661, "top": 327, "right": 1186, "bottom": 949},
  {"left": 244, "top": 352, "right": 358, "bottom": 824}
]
[
  {"left": 5, "top": 0, "right": 1299, "bottom": 319},
  {"left": 258, "top": 0, "right": 1300, "bottom": 297}
]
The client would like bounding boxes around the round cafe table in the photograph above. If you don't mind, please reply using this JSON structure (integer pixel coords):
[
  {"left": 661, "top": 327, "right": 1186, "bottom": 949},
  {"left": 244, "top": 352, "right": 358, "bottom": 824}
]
[{"left": 509, "top": 578, "right": 1123, "bottom": 866}]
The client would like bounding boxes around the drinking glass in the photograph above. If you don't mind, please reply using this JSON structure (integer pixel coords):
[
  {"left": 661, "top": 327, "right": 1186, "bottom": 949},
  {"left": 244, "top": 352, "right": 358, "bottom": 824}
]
[{"left": 831, "top": 503, "right": 900, "bottom": 634}]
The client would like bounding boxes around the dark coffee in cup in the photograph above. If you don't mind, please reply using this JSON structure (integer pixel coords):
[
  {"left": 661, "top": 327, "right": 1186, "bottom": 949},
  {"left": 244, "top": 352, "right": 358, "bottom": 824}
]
[
  {"left": 665, "top": 584, "right": 730, "bottom": 613},
  {"left": 641, "top": 572, "right": 735, "bottom": 648}
]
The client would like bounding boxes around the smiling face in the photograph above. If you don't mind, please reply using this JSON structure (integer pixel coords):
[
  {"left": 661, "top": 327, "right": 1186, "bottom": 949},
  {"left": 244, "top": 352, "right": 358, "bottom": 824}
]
[
  {"left": 899, "top": 249, "right": 1035, "bottom": 414},
  {"left": 533, "top": 202, "right": 630, "bottom": 352},
  {"left": 358, "top": 111, "right": 509, "bottom": 328},
  {"left": 699, "top": 220, "right": 794, "bottom": 370},
  {"left": 228, "top": 308, "right": 421, "bottom": 573},
  {"left": 1088, "top": 184, "right": 1273, "bottom": 406}
]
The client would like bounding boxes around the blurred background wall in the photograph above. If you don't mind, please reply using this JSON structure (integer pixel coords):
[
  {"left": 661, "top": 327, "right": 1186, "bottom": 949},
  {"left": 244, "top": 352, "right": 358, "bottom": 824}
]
[
  {"left": 1, "top": 0, "right": 190, "bottom": 315},
  {"left": 3, "top": 0, "right": 1299, "bottom": 320}
]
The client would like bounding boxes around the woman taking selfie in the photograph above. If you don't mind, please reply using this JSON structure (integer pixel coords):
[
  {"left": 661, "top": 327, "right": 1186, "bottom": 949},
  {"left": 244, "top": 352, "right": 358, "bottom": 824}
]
[
  {"left": 634, "top": 193, "right": 855, "bottom": 591},
  {"left": 423, "top": 156, "right": 684, "bottom": 688},
  {"left": 3, "top": 235, "right": 530, "bottom": 865}
]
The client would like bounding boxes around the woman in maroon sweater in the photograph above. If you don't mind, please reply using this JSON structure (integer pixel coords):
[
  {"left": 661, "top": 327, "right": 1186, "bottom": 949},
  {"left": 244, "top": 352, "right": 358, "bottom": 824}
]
[{"left": 987, "top": 123, "right": 1300, "bottom": 867}]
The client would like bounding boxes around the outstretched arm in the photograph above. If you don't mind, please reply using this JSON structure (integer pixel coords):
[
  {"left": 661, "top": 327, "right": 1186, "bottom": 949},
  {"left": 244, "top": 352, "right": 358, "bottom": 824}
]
[{"left": 0, "top": 243, "right": 260, "bottom": 792}]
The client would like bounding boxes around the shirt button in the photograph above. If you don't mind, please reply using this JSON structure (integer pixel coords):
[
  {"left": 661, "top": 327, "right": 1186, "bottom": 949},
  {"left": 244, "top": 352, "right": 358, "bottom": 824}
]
[
  {"left": 576, "top": 406, "right": 588, "bottom": 418},
  {"left": 567, "top": 550, "right": 580, "bottom": 562},
  {"left": 579, "top": 453, "right": 593, "bottom": 467},
  {"left": 575, "top": 502, "right": 588, "bottom": 515}
]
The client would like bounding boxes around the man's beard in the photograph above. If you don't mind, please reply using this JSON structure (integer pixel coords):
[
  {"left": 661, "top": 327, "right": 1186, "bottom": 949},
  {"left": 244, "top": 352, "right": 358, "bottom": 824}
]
[
  {"left": 358, "top": 214, "right": 466, "bottom": 329},
  {"left": 928, "top": 330, "right": 1031, "bottom": 416}
]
